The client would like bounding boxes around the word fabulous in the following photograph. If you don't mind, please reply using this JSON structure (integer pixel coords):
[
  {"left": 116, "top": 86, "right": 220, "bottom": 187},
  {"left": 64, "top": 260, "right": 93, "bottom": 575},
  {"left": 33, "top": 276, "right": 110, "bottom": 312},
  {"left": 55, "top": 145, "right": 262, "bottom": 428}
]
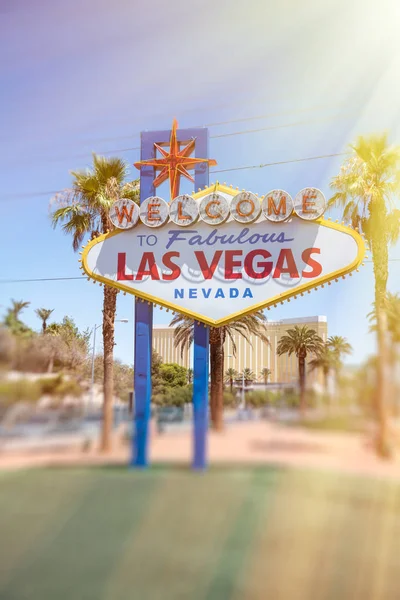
[{"left": 109, "top": 187, "right": 327, "bottom": 230}]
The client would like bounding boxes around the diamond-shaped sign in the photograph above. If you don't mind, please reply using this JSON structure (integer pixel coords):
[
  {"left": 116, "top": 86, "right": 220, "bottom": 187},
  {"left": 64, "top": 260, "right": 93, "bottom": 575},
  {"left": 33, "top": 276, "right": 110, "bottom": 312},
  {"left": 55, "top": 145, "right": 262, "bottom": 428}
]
[{"left": 81, "top": 184, "right": 365, "bottom": 326}]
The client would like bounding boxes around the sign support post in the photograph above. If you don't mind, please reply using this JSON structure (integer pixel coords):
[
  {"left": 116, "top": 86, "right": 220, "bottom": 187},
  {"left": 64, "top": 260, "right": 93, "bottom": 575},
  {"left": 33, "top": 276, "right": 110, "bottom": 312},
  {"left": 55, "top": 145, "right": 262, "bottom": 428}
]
[
  {"left": 132, "top": 131, "right": 155, "bottom": 467},
  {"left": 191, "top": 129, "right": 210, "bottom": 470},
  {"left": 132, "top": 125, "right": 211, "bottom": 469},
  {"left": 193, "top": 323, "right": 209, "bottom": 469}
]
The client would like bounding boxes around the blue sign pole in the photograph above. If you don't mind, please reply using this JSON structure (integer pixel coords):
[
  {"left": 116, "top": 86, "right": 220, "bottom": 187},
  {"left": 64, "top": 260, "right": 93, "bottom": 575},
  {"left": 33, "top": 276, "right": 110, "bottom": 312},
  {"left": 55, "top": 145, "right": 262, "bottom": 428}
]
[
  {"left": 132, "top": 125, "right": 210, "bottom": 469},
  {"left": 192, "top": 129, "right": 210, "bottom": 470},
  {"left": 193, "top": 324, "right": 209, "bottom": 469},
  {"left": 132, "top": 131, "right": 154, "bottom": 467}
]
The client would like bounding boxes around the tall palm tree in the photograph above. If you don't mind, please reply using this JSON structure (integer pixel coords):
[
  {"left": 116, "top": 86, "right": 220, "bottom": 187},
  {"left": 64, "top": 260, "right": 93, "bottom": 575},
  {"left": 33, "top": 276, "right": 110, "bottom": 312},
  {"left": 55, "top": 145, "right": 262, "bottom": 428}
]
[
  {"left": 385, "top": 293, "right": 400, "bottom": 344},
  {"left": 240, "top": 368, "right": 256, "bottom": 385},
  {"left": 10, "top": 299, "right": 30, "bottom": 320},
  {"left": 260, "top": 367, "right": 271, "bottom": 385},
  {"left": 369, "top": 293, "right": 400, "bottom": 416},
  {"left": 51, "top": 154, "right": 139, "bottom": 452},
  {"left": 35, "top": 308, "right": 54, "bottom": 334},
  {"left": 224, "top": 367, "right": 238, "bottom": 394},
  {"left": 327, "top": 335, "right": 352, "bottom": 389},
  {"left": 277, "top": 326, "right": 324, "bottom": 415},
  {"left": 171, "top": 311, "right": 269, "bottom": 431},
  {"left": 308, "top": 344, "right": 336, "bottom": 399},
  {"left": 329, "top": 133, "right": 400, "bottom": 456}
]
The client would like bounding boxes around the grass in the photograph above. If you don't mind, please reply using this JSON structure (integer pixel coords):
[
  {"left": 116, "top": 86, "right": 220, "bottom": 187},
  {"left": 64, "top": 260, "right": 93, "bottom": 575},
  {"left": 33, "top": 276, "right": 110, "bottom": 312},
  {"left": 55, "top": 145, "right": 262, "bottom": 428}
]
[{"left": 0, "top": 466, "right": 400, "bottom": 599}]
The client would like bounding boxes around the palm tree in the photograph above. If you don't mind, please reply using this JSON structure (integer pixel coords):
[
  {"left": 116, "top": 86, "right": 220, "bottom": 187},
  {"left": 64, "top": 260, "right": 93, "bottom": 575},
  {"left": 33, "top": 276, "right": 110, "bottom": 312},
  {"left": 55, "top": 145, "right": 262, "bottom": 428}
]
[
  {"left": 369, "top": 293, "right": 400, "bottom": 416},
  {"left": 260, "top": 367, "right": 271, "bottom": 385},
  {"left": 385, "top": 293, "right": 400, "bottom": 344},
  {"left": 327, "top": 335, "right": 353, "bottom": 389},
  {"left": 277, "top": 326, "right": 324, "bottom": 415},
  {"left": 35, "top": 308, "right": 54, "bottom": 334},
  {"left": 240, "top": 368, "right": 256, "bottom": 386},
  {"left": 10, "top": 299, "right": 30, "bottom": 320},
  {"left": 309, "top": 344, "right": 336, "bottom": 403},
  {"left": 329, "top": 133, "right": 400, "bottom": 456},
  {"left": 51, "top": 154, "right": 139, "bottom": 452},
  {"left": 224, "top": 367, "right": 238, "bottom": 394},
  {"left": 171, "top": 311, "right": 269, "bottom": 431}
]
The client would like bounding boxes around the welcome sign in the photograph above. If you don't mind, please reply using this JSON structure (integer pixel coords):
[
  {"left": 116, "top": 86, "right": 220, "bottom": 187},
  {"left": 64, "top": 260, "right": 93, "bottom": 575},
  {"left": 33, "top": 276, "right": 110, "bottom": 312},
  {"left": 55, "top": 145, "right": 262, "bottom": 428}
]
[{"left": 81, "top": 184, "right": 365, "bottom": 326}]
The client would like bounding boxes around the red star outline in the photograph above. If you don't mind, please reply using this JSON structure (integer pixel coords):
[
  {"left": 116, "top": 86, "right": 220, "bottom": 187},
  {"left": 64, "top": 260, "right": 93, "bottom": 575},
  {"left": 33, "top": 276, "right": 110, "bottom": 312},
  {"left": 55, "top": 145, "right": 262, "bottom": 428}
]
[{"left": 134, "top": 118, "right": 217, "bottom": 200}]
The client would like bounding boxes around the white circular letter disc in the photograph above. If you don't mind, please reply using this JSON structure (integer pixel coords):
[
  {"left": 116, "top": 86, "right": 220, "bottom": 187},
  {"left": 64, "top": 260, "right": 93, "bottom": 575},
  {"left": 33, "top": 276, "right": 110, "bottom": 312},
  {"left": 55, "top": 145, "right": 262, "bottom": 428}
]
[
  {"left": 293, "top": 188, "right": 326, "bottom": 220},
  {"left": 230, "top": 191, "right": 261, "bottom": 224},
  {"left": 110, "top": 198, "right": 139, "bottom": 230},
  {"left": 139, "top": 196, "right": 169, "bottom": 228},
  {"left": 199, "top": 193, "right": 230, "bottom": 225},
  {"left": 169, "top": 195, "right": 199, "bottom": 226},
  {"left": 262, "top": 190, "right": 293, "bottom": 222}
]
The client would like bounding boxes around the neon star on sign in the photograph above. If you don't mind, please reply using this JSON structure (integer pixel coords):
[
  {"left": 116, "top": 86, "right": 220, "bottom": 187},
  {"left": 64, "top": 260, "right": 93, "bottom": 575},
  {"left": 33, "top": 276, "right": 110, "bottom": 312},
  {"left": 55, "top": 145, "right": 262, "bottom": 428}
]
[{"left": 134, "top": 118, "right": 217, "bottom": 200}]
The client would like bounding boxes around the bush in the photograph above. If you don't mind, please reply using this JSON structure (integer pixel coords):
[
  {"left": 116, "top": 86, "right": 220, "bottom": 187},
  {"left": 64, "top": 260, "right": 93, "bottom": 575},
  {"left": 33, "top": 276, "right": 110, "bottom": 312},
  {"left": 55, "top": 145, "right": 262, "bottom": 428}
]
[
  {"left": 245, "top": 390, "right": 272, "bottom": 408},
  {"left": 0, "top": 375, "right": 83, "bottom": 408},
  {"left": 223, "top": 391, "right": 238, "bottom": 407},
  {"left": 0, "top": 380, "right": 41, "bottom": 405},
  {"left": 37, "top": 374, "right": 83, "bottom": 399},
  {"left": 0, "top": 327, "right": 16, "bottom": 367},
  {"left": 152, "top": 385, "right": 192, "bottom": 407},
  {"left": 281, "top": 391, "right": 300, "bottom": 408}
]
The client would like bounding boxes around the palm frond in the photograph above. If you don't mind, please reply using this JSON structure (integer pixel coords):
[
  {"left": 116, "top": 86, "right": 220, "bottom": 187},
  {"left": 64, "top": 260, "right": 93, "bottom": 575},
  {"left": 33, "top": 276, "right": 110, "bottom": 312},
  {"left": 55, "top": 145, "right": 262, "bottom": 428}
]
[{"left": 92, "top": 154, "right": 129, "bottom": 186}]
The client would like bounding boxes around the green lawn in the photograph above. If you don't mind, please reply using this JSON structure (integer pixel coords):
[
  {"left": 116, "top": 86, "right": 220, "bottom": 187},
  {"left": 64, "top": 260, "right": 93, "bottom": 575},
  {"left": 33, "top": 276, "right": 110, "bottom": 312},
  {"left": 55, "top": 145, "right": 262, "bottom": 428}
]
[{"left": 0, "top": 466, "right": 400, "bottom": 600}]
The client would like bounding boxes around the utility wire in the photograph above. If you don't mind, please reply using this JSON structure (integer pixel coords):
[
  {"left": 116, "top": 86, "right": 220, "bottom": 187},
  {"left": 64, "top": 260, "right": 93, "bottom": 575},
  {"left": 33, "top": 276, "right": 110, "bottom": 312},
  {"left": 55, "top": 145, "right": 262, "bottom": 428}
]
[
  {"left": 0, "top": 151, "right": 349, "bottom": 201},
  {"left": 1, "top": 261, "right": 400, "bottom": 284},
  {"left": 211, "top": 152, "right": 347, "bottom": 174},
  {"left": 100, "top": 112, "right": 351, "bottom": 155},
  {"left": 80, "top": 102, "right": 343, "bottom": 145}
]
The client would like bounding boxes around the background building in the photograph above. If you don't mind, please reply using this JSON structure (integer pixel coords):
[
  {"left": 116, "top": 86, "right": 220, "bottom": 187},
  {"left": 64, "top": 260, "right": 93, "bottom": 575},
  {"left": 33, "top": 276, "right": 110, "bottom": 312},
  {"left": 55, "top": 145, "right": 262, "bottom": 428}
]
[
  {"left": 153, "top": 316, "right": 327, "bottom": 385},
  {"left": 153, "top": 325, "right": 191, "bottom": 369}
]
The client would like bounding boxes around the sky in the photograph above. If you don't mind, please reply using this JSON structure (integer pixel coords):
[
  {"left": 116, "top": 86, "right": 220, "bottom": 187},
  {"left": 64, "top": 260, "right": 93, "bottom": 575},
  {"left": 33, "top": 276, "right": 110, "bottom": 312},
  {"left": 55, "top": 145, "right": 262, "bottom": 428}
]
[{"left": 1, "top": 0, "right": 400, "bottom": 366}]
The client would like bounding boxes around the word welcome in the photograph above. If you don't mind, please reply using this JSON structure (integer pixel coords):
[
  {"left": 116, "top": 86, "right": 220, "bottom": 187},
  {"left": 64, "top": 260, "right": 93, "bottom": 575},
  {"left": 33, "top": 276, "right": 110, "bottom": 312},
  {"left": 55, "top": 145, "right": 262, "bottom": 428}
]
[{"left": 110, "top": 187, "right": 327, "bottom": 230}]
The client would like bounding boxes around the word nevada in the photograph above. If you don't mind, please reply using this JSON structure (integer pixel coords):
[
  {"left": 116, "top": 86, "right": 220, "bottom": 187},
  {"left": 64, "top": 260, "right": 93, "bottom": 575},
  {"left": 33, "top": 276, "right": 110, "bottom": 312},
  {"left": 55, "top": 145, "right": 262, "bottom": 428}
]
[{"left": 110, "top": 187, "right": 327, "bottom": 230}]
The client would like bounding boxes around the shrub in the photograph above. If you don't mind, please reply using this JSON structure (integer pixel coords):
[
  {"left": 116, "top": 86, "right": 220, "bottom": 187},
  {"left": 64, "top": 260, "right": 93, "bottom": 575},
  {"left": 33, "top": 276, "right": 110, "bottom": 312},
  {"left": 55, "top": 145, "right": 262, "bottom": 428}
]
[
  {"left": 152, "top": 385, "right": 192, "bottom": 407},
  {"left": 0, "top": 327, "right": 16, "bottom": 367},
  {"left": 223, "top": 391, "right": 238, "bottom": 407},
  {"left": 245, "top": 390, "right": 272, "bottom": 408},
  {"left": 0, "top": 380, "right": 41, "bottom": 405},
  {"left": 37, "top": 375, "right": 83, "bottom": 400}
]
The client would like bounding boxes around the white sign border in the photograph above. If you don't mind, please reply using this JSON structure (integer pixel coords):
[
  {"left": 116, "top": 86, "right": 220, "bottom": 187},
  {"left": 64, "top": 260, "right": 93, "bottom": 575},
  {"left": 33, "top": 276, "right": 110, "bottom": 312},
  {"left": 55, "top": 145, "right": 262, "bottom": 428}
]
[{"left": 80, "top": 183, "right": 366, "bottom": 327}]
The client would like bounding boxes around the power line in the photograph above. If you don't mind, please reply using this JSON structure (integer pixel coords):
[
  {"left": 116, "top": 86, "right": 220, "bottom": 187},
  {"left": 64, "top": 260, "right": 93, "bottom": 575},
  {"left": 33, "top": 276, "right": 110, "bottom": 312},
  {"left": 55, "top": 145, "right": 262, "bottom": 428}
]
[
  {"left": 211, "top": 152, "right": 347, "bottom": 174},
  {"left": 1, "top": 261, "right": 400, "bottom": 284},
  {"left": 14, "top": 108, "right": 351, "bottom": 164},
  {"left": 0, "top": 277, "right": 84, "bottom": 283},
  {"left": 100, "top": 112, "right": 350, "bottom": 155},
  {"left": 0, "top": 151, "right": 349, "bottom": 202},
  {"left": 80, "top": 102, "right": 343, "bottom": 146}
]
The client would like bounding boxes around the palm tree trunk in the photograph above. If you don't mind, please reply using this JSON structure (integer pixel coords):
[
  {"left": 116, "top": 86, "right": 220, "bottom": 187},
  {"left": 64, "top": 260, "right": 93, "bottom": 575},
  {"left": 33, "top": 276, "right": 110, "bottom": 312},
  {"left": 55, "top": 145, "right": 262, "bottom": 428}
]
[
  {"left": 230, "top": 378, "right": 233, "bottom": 394},
  {"left": 298, "top": 355, "right": 306, "bottom": 417},
  {"left": 214, "top": 340, "right": 224, "bottom": 431},
  {"left": 47, "top": 352, "right": 54, "bottom": 374},
  {"left": 42, "top": 321, "right": 46, "bottom": 334},
  {"left": 324, "top": 367, "right": 330, "bottom": 415},
  {"left": 209, "top": 343, "right": 217, "bottom": 426},
  {"left": 100, "top": 284, "right": 117, "bottom": 452},
  {"left": 371, "top": 228, "right": 391, "bottom": 457}
]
